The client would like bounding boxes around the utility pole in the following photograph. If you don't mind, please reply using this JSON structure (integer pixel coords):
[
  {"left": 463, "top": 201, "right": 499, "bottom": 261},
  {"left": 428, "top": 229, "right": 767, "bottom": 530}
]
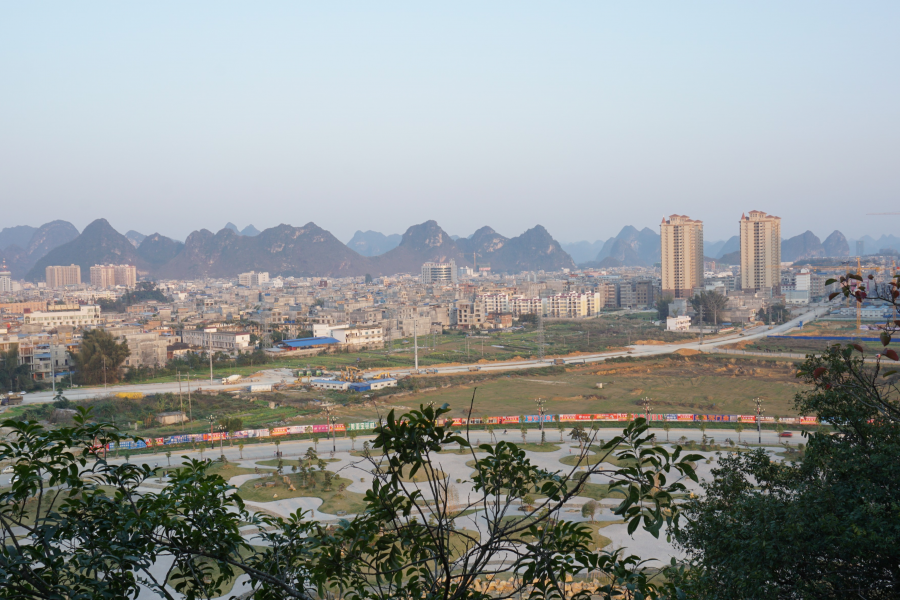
[
  {"left": 50, "top": 336, "right": 56, "bottom": 396},
  {"left": 755, "top": 397, "right": 764, "bottom": 445},
  {"left": 177, "top": 371, "right": 184, "bottom": 430},
  {"left": 331, "top": 415, "right": 337, "bottom": 455},
  {"left": 207, "top": 334, "right": 214, "bottom": 385},
  {"left": 187, "top": 371, "right": 193, "bottom": 422},
  {"left": 537, "top": 312, "right": 545, "bottom": 361},
  {"left": 414, "top": 313, "right": 419, "bottom": 372}
]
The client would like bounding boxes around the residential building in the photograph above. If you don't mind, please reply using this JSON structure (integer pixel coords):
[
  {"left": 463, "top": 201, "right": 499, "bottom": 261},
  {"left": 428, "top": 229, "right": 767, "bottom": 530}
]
[
  {"left": 660, "top": 215, "right": 704, "bottom": 298},
  {"left": 180, "top": 328, "right": 252, "bottom": 355},
  {"left": 22, "top": 305, "right": 101, "bottom": 328},
  {"left": 238, "top": 271, "right": 270, "bottom": 287},
  {"left": 740, "top": 211, "right": 781, "bottom": 293},
  {"left": 90, "top": 264, "right": 136, "bottom": 288},
  {"left": 0, "top": 262, "right": 11, "bottom": 293},
  {"left": 666, "top": 315, "right": 692, "bottom": 331},
  {"left": 421, "top": 260, "right": 458, "bottom": 285},
  {"left": 111, "top": 329, "right": 169, "bottom": 369},
  {"left": 456, "top": 299, "right": 485, "bottom": 329},
  {"left": 509, "top": 295, "right": 542, "bottom": 318},
  {"left": 45, "top": 265, "right": 82, "bottom": 288}
]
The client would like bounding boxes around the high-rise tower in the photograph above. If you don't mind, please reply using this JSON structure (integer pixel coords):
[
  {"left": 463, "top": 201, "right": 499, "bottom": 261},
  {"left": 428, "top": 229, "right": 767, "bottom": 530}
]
[
  {"left": 740, "top": 211, "right": 781, "bottom": 292},
  {"left": 660, "top": 215, "right": 704, "bottom": 298}
]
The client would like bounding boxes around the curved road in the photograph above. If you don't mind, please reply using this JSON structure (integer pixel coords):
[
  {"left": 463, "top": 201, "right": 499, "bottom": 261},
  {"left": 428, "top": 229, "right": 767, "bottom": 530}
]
[{"left": 16, "top": 304, "right": 832, "bottom": 405}]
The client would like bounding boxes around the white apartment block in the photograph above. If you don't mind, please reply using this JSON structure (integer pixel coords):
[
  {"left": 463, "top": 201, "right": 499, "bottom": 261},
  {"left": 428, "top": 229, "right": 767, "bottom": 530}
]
[
  {"left": 181, "top": 328, "right": 252, "bottom": 355},
  {"left": 23, "top": 305, "right": 101, "bottom": 328},
  {"left": 239, "top": 272, "right": 270, "bottom": 287},
  {"left": 456, "top": 300, "right": 485, "bottom": 329},
  {"left": 0, "top": 262, "right": 11, "bottom": 293},
  {"left": 477, "top": 293, "right": 510, "bottom": 314},
  {"left": 90, "top": 264, "right": 137, "bottom": 288},
  {"left": 312, "top": 323, "right": 384, "bottom": 349},
  {"left": 509, "top": 296, "right": 542, "bottom": 317},
  {"left": 545, "top": 292, "right": 603, "bottom": 318},
  {"left": 45, "top": 265, "right": 82, "bottom": 288},
  {"left": 421, "top": 260, "right": 458, "bottom": 285}
]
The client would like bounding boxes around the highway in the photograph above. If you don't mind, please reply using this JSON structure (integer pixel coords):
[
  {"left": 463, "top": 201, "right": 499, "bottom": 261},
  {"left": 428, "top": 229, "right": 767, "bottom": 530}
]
[{"left": 16, "top": 304, "right": 832, "bottom": 405}]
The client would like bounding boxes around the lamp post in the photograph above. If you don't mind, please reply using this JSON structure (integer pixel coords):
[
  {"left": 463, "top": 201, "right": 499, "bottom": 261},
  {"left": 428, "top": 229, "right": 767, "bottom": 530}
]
[
  {"left": 330, "top": 416, "right": 337, "bottom": 456},
  {"left": 534, "top": 397, "right": 546, "bottom": 445},
  {"left": 217, "top": 424, "right": 226, "bottom": 459},
  {"left": 754, "top": 397, "right": 764, "bottom": 445},
  {"left": 206, "top": 414, "right": 217, "bottom": 450}
]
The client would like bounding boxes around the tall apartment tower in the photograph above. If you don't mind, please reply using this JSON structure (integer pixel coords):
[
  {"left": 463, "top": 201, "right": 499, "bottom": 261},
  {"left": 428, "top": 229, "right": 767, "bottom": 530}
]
[
  {"left": 660, "top": 215, "right": 704, "bottom": 298},
  {"left": 421, "top": 260, "right": 458, "bottom": 285},
  {"left": 45, "top": 265, "right": 82, "bottom": 288},
  {"left": 90, "top": 264, "right": 137, "bottom": 288},
  {"left": 740, "top": 211, "right": 781, "bottom": 292}
]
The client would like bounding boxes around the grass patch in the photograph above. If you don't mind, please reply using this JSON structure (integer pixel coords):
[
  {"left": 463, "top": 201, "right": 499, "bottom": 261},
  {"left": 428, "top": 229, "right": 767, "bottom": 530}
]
[
  {"left": 256, "top": 458, "right": 339, "bottom": 469},
  {"left": 235, "top": 470, "right": 367, "bottom": 515},
  {"left": 166, "top": 544, "right": 261, "bottom": 597}
]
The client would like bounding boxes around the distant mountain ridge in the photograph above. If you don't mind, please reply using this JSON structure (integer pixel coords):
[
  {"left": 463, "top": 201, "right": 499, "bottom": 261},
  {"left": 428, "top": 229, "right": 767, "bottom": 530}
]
[
  {"left": 16, "top": 219, "right": 574, "bottom": 281},
  {"left": 347, "top": 230, "right": 402, "bottom": 256},
  {"left": 0, "top": 221, "right": 80, "bottom": 278}
]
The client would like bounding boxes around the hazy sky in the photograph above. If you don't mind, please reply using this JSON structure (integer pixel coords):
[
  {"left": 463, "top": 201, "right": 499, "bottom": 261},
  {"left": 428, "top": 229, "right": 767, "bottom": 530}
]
[{"left": 2, "top": 3, "right": 898, "bottom": 244}]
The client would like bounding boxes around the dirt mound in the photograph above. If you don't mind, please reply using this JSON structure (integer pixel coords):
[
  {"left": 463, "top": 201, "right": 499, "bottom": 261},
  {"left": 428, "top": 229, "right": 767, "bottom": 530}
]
[{"left": 674, "top": 348, "right": 701, "bottom": 356}]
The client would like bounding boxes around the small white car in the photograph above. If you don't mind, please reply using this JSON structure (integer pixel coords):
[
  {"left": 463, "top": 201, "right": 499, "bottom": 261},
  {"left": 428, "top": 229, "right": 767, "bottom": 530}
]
[{"left": 1, "top": 466, "right": 13, "bottom": 474}]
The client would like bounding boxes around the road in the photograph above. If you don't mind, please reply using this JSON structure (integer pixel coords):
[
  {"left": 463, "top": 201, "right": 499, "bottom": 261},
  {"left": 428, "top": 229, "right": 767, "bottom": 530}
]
[{"left": 16, "top": 304, "right": 831, "bottom": 405}]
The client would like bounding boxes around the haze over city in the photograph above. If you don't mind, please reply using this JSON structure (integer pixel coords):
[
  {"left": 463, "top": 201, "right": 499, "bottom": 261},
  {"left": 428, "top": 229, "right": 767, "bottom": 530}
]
[
  {"left": 3, "top": 3, "right": 899, "bottom": 242},
  {"left": 2, "top": 5, "right": 900, "bottom": 600}
]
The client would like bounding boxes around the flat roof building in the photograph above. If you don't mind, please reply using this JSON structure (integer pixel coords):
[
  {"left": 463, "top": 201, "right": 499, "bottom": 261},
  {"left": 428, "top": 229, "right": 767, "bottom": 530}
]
[
  {"left": 661, "top": 215, "right": 704, "bottom": 299},
  {"left": 45, "top": 265, "right": 82, "bottom": 288}
]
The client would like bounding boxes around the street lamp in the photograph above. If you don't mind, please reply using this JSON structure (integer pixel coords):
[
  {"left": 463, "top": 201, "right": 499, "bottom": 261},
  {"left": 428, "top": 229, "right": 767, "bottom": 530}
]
[
  {"left": 534, "top": 398, "right": 546, "bottom": 445},
  {"left": 217, "top": 424, "right": 226, "bottom": 459},
  {"left": 754, "top": 397, "right": 764, "bottom": 445},
  {"left": 206, "top": 414, "right": 218, "bottom": 450},
  {"left": 330, "top": 416, "right": 337, "bottom": 456}
]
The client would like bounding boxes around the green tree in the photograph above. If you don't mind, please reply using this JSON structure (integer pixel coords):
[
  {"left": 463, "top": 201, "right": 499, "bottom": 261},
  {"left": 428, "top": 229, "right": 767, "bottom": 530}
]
[
  {"left": 519, "top": 425, "right": 528, "bottom": 444},
  {"left": 0, "top": 404, "right": 701, "bottom": 600},
  {"left": 690, "top": 290, "right": 728, "bottom": 326},
  {"left": 581, "top": 499, "right": 599, "bottom": 523},
  {"left": 68, "top": 329, "right": 130, "bottom": 385},
  {"left": 663, "top": 421, "right": 672, "bottom": 442},
  {"left": 238, "top": 443, "right": 244, "bottom": 460},
  {"left": 364, "top": 273, "right": 373, "bottom": 284},
  {"left": 656, "top": 294, "right": 674, "bottom": 320},
  {"left": 733, "top": 422, "right": 744, "bottom": 443},
  {"left": 673, "top": 344, "right": 900, "bottom": 598},
  {"left": 0, "top": 345, "right": 31, "bottom": 393}
]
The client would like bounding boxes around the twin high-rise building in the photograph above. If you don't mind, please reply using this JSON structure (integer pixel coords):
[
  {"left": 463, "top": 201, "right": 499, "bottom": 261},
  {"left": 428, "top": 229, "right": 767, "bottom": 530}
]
[
  {"left": 45, "top": 264, "right": 82, "bottom": 288},
  {"left": 89, "top": 264, "right": 136, "bottom": 288},
  {"left": 660, "top": 215, "right": 704, "bottom": 298},
  {"left": 660, "top": 210, "right": 782, "bottom": 297},
  {"left": 740, "top": 211, "right": 781, "bottom": 293}
]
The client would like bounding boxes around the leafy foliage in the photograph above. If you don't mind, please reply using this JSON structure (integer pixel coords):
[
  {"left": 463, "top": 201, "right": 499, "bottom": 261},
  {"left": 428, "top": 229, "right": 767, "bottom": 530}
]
[
  {"left": 68, "top": 329, "right": 130, "bottom": 385},
  {"left": 673, "top": 343, "right": 900, "bottom": 598}
]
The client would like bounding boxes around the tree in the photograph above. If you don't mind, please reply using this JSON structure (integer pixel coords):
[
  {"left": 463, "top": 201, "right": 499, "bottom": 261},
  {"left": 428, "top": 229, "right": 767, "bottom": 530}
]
[
  {"left": 663, "top": 421, "right": 672, "bottom": 442},
  {"left": 673, "top": 343, "right": 900, "bottom": 598},
  {"left": 656, "top": 294, "right": 674, "bottom": 320},
  {"left": 569, "top": 424, "right": 587, "bottom": 452},
  {"left": 581, "top": 499, "right": 599, "bottom": 523},
  {"left": 486, "top": 424, "right": 495, "bottom": 443},
  {"left": 557, "top": 420, "right": 565, "bottom": 442},
  {"left": 0, "top": 404, "right": 701, "bottom": 600},
  {"left": 349, "top": 431, "right": 357, "bottom": 451},
  {"left": 165, "top": 451, "right": 172, "bottom": 466},
  {"left": 690, "top": 290, "right": 728, "bottom": 326},
  {"left": 734, "top": 422, "right": 744, "bottom": 443},
  {"left": 364, "top": 273, "right": 373, "bottom": 284},
  {"left": 0, "top": 345, "right": 32, "bottom": 393},
  {"left": 68, "top": 329, "right": 131, "bottom": 385},
  {"left": 519, "top": 425, "right": 528, "bottom": 444},
  {"left": 238, "top": 443, "right": 244, "bottom": 460}
]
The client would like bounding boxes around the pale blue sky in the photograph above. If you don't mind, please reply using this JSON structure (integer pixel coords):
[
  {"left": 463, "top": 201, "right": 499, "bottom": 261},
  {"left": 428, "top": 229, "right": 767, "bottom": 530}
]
[{"left": 2, "top": 2, "right": 898, "bottom": 243}]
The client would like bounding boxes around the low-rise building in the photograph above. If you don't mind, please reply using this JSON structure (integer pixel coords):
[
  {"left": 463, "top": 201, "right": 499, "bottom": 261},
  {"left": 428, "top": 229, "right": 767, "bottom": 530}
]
[
  {"left": 666, "top": 315, "right": 692, "bottom": 331},
  {"left": 180, "top": 328, "right": 252, "bottom": 355},
  {"left": 23, "top": 305, "right": 101, "bottom": 329}
]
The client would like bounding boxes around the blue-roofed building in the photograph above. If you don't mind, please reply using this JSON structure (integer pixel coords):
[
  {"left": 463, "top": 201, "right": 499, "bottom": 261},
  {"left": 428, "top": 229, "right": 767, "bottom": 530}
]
[{"left": 280, "top": 337, "right": 340, "bottom": 349}]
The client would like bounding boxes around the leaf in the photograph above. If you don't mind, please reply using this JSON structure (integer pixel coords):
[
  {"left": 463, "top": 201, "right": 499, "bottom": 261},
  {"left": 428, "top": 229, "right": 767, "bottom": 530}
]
[
  {"left": 828, "top": 292, "right": 840, "bottom": 301},
  {"left": 824, "top": 278, "right": 837, "bottom": 286},
  {"left": 884, "top": 349, "right": 899, "bottom": 361},
  {"left": 851, "top": 344, "right": 865, "bottom": 353},
  {"left": 881, "top": 332, "right": 892, "bottom": 347},
  {"left": 812, "top": 367, "right": 827, "bottom": 380}
]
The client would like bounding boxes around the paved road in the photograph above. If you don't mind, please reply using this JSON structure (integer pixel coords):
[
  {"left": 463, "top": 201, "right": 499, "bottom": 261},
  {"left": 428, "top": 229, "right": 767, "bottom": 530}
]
[{"left": 15, "top": 305, "right": 832, "bottom": 405}]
